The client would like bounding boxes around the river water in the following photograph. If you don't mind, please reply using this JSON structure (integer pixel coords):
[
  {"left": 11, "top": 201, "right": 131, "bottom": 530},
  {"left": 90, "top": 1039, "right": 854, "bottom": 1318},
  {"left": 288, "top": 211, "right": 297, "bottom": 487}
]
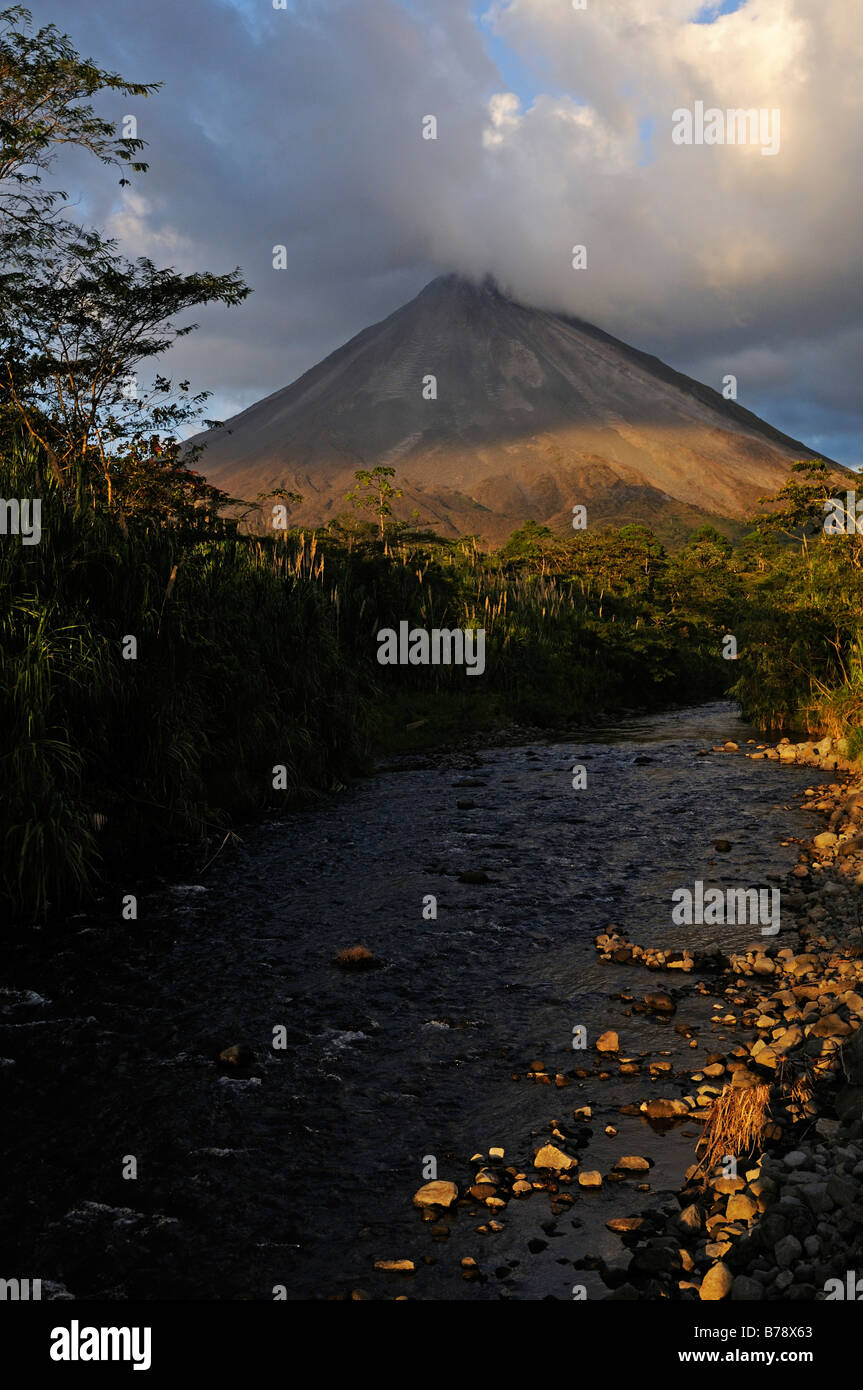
[{"left": 0, "top": 702, "right": 815, "bottom": 1300}]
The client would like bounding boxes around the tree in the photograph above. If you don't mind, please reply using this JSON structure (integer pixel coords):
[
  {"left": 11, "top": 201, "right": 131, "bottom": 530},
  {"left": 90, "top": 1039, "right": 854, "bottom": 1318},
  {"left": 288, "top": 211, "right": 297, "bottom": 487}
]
[
  {"left": 345, "top": 465, "right": 403, "bottom": 540},
  {"left": 752, "top": 460, "right": 834, "bottom": 554},
  {"left": 0, "top": 5, "right": 157, "bottom": 248},
  {"left": 0, "top": 5, "right": 250, "bottom": 520},
  {"left": 681, "top": 524, "right": 734, "bottom": 567},
  {"left": 1, "top": 227, "right": 248, "bottom": 508}
]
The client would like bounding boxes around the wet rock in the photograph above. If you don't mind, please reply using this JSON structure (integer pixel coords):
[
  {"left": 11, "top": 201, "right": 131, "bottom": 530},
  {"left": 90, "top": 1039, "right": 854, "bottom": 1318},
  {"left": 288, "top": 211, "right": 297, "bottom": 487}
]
[
  {"left": 596, "top": 1031, "right": 619, "bottom": 1053},
  {"left": 578, "top": 1171, "right": 602, "bottom": 1188},
  {"left": 643, "top": 1098, "right": 688, "bottom": 1119},
  {"left": 607, "top": 1217, "right": 643, "bottom": 1234},
  {"left": 374, "top": 1259, "right": 415, "bottom": 1272},
  {"left": 614, "top": 1156, "right": 651, "bottom": 1173},
  {"left": 630, "top": 1240, "right": 682, "bottom": 1276},
  {"left": 413, "top": 1181, "right": 458, "bottom": 1210},
  {"left": 533, "top": 1144, "right": 576, "bottom": 1171},
  {"left": 644, "top": 992, "right": 676, "bottom": 1014},
  {"left": 218, "top": 1044, "right": 254, "bottom": 1066}
]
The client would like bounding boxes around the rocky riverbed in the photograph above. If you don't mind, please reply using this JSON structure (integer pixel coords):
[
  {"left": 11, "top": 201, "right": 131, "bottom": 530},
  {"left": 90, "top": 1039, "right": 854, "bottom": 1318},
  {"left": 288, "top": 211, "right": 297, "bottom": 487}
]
[{"left": 1, "top": 703, "right": 860, "bottom": 1300}]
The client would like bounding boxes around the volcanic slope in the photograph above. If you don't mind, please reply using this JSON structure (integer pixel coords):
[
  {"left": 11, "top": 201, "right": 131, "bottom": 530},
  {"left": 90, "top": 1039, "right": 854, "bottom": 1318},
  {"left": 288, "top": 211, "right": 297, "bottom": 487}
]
[{"left": 191, "top": 274, "right": 836, "bottom": 542}]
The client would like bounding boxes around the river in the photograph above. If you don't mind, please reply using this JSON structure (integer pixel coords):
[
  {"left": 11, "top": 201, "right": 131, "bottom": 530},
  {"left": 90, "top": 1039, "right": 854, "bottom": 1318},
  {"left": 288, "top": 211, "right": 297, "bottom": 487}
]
[{"left": 0, "top": 701, "right": 815, "bottom": 1300}]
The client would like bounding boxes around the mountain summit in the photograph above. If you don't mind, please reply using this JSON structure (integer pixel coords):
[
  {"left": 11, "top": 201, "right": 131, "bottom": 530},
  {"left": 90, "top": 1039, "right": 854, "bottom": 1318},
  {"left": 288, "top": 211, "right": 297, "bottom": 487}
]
[{"left": 192, "top": 274, "right": 831, "bottom": 541}]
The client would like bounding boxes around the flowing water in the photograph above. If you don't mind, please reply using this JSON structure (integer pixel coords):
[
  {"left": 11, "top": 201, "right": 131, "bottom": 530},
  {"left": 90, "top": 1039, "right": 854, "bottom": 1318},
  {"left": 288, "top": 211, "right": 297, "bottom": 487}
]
[{"left": 0, "top": 702, "right": 815, "bottom": 1300}]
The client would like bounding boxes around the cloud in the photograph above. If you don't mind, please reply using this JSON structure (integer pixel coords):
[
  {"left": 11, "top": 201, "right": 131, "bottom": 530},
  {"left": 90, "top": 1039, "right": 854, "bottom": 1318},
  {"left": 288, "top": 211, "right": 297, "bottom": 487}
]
[{"left": 34, "top": 0, "right": 862, "bottom": 463}]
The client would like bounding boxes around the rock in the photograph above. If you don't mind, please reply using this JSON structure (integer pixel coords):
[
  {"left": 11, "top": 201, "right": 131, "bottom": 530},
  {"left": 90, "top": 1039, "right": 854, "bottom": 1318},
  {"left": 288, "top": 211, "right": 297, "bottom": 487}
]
[
  {"left": 730, "top": 1067, "right": 759, "bottom": 1088},
  {"left": 699, "top": 1262, "right": 733, "bottom": 1300},
  {"left": 578, "top": 1171, "right": 602, "bottom": 1188},
  {"left": 712, "top": 1176, "right": 745, "bottom": 1194},
  {"left": 333, "top": 945, "right": 381, "bottom": 970},
  {"left": 413, "top": 1180, "right": 458, "bottom": 1209},
  {"left": 800, "top": 1183, "right": 832, "bottom": 1215},
  {"left": 731, "top": 1274, "right": 763, "bottom": 1300},
  {"left": 596, "top": 1031, "right": 619, "bottom": 1053},
  {"left": 644, "top": 1098, "right": 688, "bottom": 1118},
  {"left": 784, "top": 1151, "right": 810, "bottom": 1169},
  {"left": 218, "top": 1044, "right": 254, "bottom": 1066},
  {"left": 614, "top": 1156, "right": 651, "bottom": 1172},
  {"left": 488, "top": 1146, "right": 505, "bottom": 1159},
  {"left": 726, "top": 1193, "right": 757, "bottom": 1222},
  {"left": 533, "top": 1144, "right": 576, "bottom": 1171},
  {"left": 811, "top": 1013, "right": 852, "bottom": 1038},
  {"left": 714, "top": 840, "right": 732, "bottom": 852},
  {"left": 607, "top": 1217, "right": 644, "bottom": 1233},
  {"left": 826, "top": 1174, "right": 856, "bottom": 1208},
  {"left": 644, "top": 992, "right": 676, "bottom": 1014},
  {"left": 512, "top": 1180, "right": 532, "bottom": 1196},
  {"left": 677, "top": 1204, "right": 702, "bottom": 1234},
  {"left": 814, "top": 832, "right": 838, "bottom": 850},
  {"left": 630, "top": 1241, "right": 682, "bottom": 1276},
  {"left": 775, "top": 1234, "right": 803, "bottom": 1267},
  {"left": 374, "top": 1259, "right": 415, "bottom": 1272},
  {"left": 469, "top": 1183, "right": 495, "bottom": 1201}
]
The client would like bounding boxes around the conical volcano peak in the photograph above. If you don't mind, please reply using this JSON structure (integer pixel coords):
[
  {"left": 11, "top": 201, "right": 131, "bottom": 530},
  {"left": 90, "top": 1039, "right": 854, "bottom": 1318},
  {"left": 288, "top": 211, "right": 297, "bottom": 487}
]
[
  {"left": 417, "top": 270, "right": 510, "bottom": 306},
  {"left": 191, "top": 276, "right": 839, "bottom": 544}
]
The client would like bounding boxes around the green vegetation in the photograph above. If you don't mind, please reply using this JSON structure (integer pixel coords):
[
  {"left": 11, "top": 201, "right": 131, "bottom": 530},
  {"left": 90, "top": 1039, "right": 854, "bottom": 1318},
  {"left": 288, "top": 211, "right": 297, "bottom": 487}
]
[
  {"left": 730, "top": 461, "right": 863, "bottom": 755},
  {"left": 1, "top": 438, "right": 737, "bottom": 920}
]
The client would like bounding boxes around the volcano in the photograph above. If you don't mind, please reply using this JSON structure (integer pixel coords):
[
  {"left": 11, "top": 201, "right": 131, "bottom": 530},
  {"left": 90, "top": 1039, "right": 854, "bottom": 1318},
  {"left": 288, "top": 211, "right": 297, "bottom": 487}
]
[{"left": 191, "top": 274, "right": 835, "bottom": 543}]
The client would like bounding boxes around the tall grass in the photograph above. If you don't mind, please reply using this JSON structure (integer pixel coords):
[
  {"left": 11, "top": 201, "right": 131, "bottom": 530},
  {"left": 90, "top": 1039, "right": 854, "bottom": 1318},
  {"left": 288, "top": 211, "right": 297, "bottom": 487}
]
[{"left": 1, "top": 441, "right": 733, "bottom": 923}]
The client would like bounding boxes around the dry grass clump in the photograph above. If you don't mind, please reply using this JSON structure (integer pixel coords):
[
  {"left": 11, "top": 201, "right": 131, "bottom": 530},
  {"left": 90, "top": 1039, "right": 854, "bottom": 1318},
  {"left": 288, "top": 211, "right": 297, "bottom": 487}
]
[
  {"left": 333, "top": 945, "right": 381, "bottom": 971},
  {"left": 695, "top": 1082, "right": 772, "bottom": 1175}
]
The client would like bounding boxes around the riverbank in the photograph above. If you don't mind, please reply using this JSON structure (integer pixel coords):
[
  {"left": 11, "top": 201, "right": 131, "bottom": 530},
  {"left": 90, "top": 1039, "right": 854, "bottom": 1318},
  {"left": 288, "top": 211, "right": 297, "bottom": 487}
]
[
  {"left": 399, "top": 733, "right": 863, "bottom": 1301},
  {"left": 598, "top": 736, "right": 863, "bottom": 1301}
]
